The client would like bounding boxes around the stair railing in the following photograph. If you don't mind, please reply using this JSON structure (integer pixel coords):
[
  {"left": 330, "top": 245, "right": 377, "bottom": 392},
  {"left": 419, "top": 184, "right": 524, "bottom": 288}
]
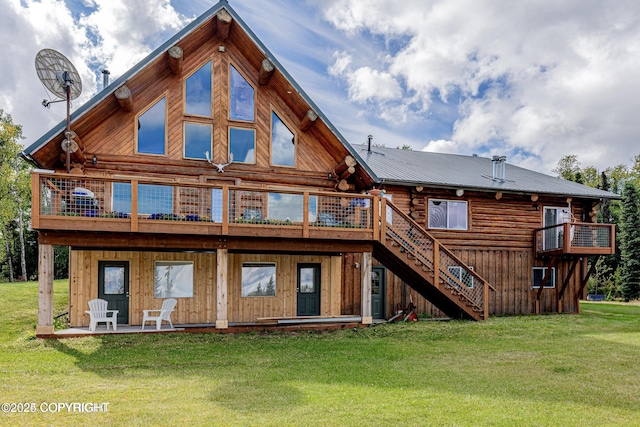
[{"left": 379, "top": 197, "right": 494, "bottom": 319}]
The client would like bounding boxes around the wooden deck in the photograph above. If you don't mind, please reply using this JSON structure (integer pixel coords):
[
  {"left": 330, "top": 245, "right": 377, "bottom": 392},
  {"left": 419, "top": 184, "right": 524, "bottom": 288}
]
[{"left": 534, "top": 222, "right": 615, "bottom": 257}]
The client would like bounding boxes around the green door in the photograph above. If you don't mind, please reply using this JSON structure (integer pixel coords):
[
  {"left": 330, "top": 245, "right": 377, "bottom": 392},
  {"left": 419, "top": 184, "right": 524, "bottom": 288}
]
[
  {"left": 98, "top": 261, "right": 129, "bottom": 324},
  {"left": 371, "top": 266, "right": 386, "bottom": 319},
  {"left": 297, "top": 264, "right": 321, "bottom": 316}
]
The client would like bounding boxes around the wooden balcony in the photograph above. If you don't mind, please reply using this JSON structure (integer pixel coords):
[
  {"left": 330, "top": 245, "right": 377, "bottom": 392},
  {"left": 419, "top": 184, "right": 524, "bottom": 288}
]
[
  {"left": 534, "top": 222, "right": 615, "bottom": 257},
  {"left": 31, "top": 171, "right": 378, "bottom": 245}
]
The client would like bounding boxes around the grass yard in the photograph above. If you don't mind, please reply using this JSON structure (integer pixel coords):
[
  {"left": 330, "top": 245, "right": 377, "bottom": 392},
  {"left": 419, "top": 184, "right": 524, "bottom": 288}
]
[{"left": 1, "top": 281, "right": 639, "bottom": 426}]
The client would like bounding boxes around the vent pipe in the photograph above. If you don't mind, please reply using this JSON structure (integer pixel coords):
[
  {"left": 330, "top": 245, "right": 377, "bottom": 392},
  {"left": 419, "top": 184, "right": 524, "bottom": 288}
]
[
  {"left": 492, "top": 155, "right": 507, "bottom": 181},
  {"left": 367, "top": 135, "right": 373, "bottom": 151},
  {"left": 102, "top": 69, "right": 110, "bottom": 89}
]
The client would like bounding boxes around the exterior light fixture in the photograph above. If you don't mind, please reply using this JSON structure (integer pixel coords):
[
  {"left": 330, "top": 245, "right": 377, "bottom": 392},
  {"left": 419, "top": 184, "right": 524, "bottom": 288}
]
[
  {"left": 456, "top": 189, "right": 464, "bottom": 197},
  {"left": 92, "top": 155, "right": 97, "bottom": 165}
]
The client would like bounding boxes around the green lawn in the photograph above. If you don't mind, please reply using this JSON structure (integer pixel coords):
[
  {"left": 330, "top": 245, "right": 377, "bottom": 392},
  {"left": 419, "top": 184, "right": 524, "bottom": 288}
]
[{"left": 1, "top": 281, "right": 639, "bottom": 426}]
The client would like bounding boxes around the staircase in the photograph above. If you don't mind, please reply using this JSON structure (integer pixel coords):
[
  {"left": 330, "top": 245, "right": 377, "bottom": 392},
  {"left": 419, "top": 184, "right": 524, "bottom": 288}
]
[{"left": 374, "top": 199, "right": 495, "bottom": 320}]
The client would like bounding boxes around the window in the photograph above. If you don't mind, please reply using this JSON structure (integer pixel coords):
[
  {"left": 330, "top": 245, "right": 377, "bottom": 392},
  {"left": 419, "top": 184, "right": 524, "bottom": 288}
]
[
  {"left": 532, "top": 267, "right": 556, "bottom": 288},
  {"left": 271, "top": 111, "right": 295, "bottom": 166},
  {"left": 229, "top": 65, "right": 254, "bottom": 122},
  {"left": 267, "top": 193, "right": 317, "bottom": 222},
  {"left": 185, "top": 61, "right": 212, "bottom": 116},
  {"left": 112, "top": 183, "right": 172, "bottom": 215},
  {"left": 211, "top": 188, "right": 223, "bottom": 223},
  {"left": 242, "top": 263, "right": 276, "bottom": 297},
  {"left": 229, "top": 127, "right": 255, "bottom": 163},
  {"left": 137, "top": 97, "right": 166, "bottom": 155},
  {"left": 448, "top": 266, "right": 474, "bottom": 288},
  {"left": 154, "top": 261, "right": 194, "bottom": 298},
  {"left": 428, "top": 199, "right": 468, "bottom": 230},
  {"left": 184, "top": 123, "right": 212, "bottom": 160}
]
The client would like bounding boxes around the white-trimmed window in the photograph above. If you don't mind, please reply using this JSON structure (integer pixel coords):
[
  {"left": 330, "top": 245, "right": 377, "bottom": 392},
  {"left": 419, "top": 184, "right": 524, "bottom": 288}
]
[
  {"left": 137, "top": 97, "right": 167, "bottom": 155},
  {"left": 271, "top": 111, "right": 295, "bottom": 167},
  {"left": 532, "top": 267, "right": 556, "bottom": 288},
  {"left": 184, "top": 122, "right": 212, "bottom": 160},
  {"left": 154, "top": 261, "right": 194, "bottom": 298},
  {"left": 448, "top": 266, "right": 474, "bottom": 288},
  {"left": 428, "top": 199, "right": 468, "bottom": 230},
  {"left": 242, "top": 263, "right": 276, "bottom": 297}
]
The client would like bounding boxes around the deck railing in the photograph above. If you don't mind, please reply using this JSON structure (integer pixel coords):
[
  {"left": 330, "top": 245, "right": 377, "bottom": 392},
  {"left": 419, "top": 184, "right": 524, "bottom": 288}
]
[
  {"left": 534, "top": 222, "right": 615, "bottom": 255},
  {"left": 32, "top": 171, "right": 375, "bottom": 238}
]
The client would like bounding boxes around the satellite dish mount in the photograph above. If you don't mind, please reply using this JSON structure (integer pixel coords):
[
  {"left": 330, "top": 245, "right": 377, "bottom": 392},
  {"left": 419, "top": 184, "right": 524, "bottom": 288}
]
[{"left": 35, "top": 49, "right": 83, "bottom": 173}]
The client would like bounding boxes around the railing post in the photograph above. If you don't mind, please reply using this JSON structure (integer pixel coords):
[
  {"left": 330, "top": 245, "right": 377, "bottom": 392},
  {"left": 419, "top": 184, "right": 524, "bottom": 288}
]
[
  {"left": 484, "top": 280, "right": 489, "bottom": 320},
  {"left": 433, "top": 242, "right": 440, "bottom": 287},
  {"left": 31, "top": 173, "right": 41, "bottom": 229},
  {"left": 380, "top": 197, "right": 387, "bottom": 242},
  {"left": 372, "top": 196, "right": 379, "bottom": 241},
  {"left": 563, "top": 223, "right": 571, "bottom": 253},
  {"left": 131, "top": 180, "right": 138, "bottom": 232},
  {"left": 222, "top": 186, "right": 229, "bottom": 235},
  {"left": 303, "top": 192, "right": 309, "bottom": 238}
]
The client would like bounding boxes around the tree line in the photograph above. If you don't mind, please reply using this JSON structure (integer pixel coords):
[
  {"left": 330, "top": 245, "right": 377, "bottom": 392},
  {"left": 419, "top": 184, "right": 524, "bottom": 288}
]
[{"left": 552, "top": 154, "right": 640, "bottom": 301}]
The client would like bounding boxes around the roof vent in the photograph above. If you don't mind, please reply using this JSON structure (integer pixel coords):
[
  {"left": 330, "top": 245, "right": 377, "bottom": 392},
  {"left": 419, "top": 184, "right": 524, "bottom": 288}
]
[
  {"left": 367, "top": 135, "right": 373, "bottom": 152},
  {"left": 492, "top": 155, "right": 507, "bottom": 181},
  {"left": 102, "top": 70, "right": 110, "bottom": 89}
]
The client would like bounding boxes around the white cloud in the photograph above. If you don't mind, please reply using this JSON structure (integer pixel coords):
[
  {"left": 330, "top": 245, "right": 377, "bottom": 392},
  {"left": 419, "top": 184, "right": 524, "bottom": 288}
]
[
  {"left": 423, "top": 139, "right": 459, "bottom": 154},
  {"left": 318, "top": 0, "right": 640, "bottom": 173}
]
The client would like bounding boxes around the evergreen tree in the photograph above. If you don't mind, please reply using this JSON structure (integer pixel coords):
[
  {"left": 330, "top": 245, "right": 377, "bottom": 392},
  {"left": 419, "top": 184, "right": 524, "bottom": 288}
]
[
  {"left": 265, "top": 275, "right": 275, "bottom": 296},
  {"left": 619, "top": 183, "right": 640, "bottom": 301}
]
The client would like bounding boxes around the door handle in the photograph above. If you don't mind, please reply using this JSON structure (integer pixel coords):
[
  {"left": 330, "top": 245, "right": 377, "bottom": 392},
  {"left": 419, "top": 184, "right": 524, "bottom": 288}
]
[{"left": 126, "top": 292, "right": 129, "bottom": 297}]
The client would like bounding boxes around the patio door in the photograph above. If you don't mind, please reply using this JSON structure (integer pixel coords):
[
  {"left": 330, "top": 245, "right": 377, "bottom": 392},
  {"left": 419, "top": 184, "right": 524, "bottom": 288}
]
[
  {"left": 543, "top": 207, "right": 571, "bottom": 250},
  {"left": 297, "top": 264, "right": 320, "bottom": 316},
  {"left": 371, "top": 266, "right": 386, "bottom": 319},
  {"left": 98, "top": 261, "right": 129, "bottom": 324}
]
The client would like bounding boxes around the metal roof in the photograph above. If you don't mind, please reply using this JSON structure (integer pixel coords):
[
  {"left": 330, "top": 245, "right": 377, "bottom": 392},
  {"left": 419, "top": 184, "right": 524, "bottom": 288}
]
[
  {"left": 353, "top": 144, "right": 619, "bottom": 200},
  {"left": 22, "top": 0, "right": 376, "bottom": 179}
]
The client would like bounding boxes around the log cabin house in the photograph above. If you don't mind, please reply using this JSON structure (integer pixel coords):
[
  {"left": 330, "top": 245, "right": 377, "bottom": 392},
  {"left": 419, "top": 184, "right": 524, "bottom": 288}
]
[{"left": 22, "top": 1, "right": 617, "bottom": 336}]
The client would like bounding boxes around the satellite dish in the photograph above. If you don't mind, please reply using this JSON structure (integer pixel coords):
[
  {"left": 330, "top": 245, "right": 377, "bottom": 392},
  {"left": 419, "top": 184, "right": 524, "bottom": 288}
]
[
  {"left": 35, "top": 49, "right": 82, "bottom": 102},
  {"left": 35, "top": 48, "right": 83, "bottom": 173}
]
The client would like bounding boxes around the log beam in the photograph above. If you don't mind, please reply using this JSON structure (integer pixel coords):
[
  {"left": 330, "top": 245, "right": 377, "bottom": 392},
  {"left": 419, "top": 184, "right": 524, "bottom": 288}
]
[
  {"left": 168, "top": 46, "right": 183, "bottom": 75},
  {"left": 300, "top": 109, "right": 318, "bottom": 132},
  {"left": 339, "top": 166, "right": 355, "bottom": 180},
  {"left": 335, "top": 155, "right": 358, "bottom": 176},
  {"left": 336, "top": 179, "right": 352, "bottom": 191},
  {"left": 258, "top": 58, "right": 275, "bottom": 86},
  {"left": 216, "top": 9, "right": 233, "bottom": 40},
  {"left": 114, "top": 85, "right": 133, "bottom": 112}
]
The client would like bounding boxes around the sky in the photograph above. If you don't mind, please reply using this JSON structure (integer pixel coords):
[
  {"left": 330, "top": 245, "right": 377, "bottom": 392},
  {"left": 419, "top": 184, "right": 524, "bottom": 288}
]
[{"left": 2, "top": 0, "right": 640, "bottom": 175}]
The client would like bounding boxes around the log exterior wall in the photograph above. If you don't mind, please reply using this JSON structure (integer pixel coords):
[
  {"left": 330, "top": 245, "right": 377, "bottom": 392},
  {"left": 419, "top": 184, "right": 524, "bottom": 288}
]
[
  {"left": 69, "top": 250, "right": 341, "bottom": 326},
  {"left": 342, "top": 186, "right": 594, "bottom": 317}
]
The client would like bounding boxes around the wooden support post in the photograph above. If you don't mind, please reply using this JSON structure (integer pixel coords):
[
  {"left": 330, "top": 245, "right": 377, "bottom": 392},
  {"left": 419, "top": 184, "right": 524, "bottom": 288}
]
[
  {"left": 373, "top": 196, "right": 380, "bottom": 241},
  {"left": 222, "top": 186, "right": 229, "bottom": 235},
  {"left": 216, "top": 248, "right": 229, "bottom": 329},
  {"left": 258, "top": 58, "right": 275, "bottom": 85},
  {"left": 115, "top": 85, "right": 133, "bottom": 112},
  {"left": 300, "top": 109, "right": 318, "bottom": 132},
  {"left": 578, "top": 256, "right": 600, "bottom": 298},
  {"left": 484, "top": 281, "right": 489, "bottom": 320},
  {"left": 380, "top": 198, "right": 387, "bottom": 242},
  {"left": 433, "top": 242, "right": 440, "bottom": 287},
  {"left": 168, "top": 46, "right": 183, "bottom": 75},
  {"left": 536, "top": 256, "right": 557, "bottom": 314},
  {"left": 558, "top": 257, "right": 580, "bottom": 313},
  {"left": 131, "top": 180, "right": 138, "bottom": 232},
  {"left": 36, "top": 244, "right": 54, "bottom": 335},
  {"left": 216, "top": 9, "right": 233, "bottom": 40},
  {"left": 303, "top": 192, "right": 310, "bottom": 238},
  {"left": 361, "top": 252, "right": 372, "bottom": 324}
]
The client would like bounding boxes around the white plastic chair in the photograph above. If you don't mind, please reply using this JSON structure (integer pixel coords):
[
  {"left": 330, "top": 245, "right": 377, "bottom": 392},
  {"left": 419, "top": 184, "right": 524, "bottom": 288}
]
[
  {"left": 142, "top": 298, "right": 177, "bottom": 330},
  {"left": 85, "top": 299, "right": 118, "bottom": 332}
]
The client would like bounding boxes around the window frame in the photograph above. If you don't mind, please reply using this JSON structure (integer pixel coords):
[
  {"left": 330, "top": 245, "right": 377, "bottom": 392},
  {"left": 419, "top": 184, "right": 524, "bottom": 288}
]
[
  {"left": 184, "top": 60, "right": 213, "bottom": 118},
  {"left": 228, "top": 62, "right": 256, "bottom": 123},
  {"left": 241, "top": 262, "right": 277, "bottom": 297},
  {"left": 228, "top": 126, "right": 256, "bottom": 164},
  {"left": 532, "top": 267, "right": 556, "bottom": 289},
  {"left": 270, "top": 108, "right": 297, "bottom": 168},
  {"left": 427, "top": 199, "right": 469, "bottom": 230},
  {"left": 183, "top": 121, "right": 213, "bottom": 161},
  {"left": 154, "top": 260, "right": 194, "bottom": 298},
  {"left": 135, "top": 94, "right": 168, "bottom": 156}
]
